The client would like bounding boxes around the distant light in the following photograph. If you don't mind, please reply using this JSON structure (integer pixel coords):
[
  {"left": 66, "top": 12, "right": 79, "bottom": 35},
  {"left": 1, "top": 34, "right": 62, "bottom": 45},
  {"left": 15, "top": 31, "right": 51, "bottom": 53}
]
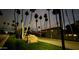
[
  {"left": 65, "top": 34, "right": 77, "bottom": 37},
  {"left": 69, "top": 34, "right": 72, "bottom": 36},
  {"left": 74, "top": 34, "right": 77, "bottom": 37}
]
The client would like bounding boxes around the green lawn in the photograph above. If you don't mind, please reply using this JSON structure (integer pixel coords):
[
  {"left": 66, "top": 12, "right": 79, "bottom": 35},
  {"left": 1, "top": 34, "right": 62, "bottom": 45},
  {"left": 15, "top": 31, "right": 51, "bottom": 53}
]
[
  {"left": 28, "top": 41, "right": 62, "bottom": 50},
  {"left": 3, "top": 35, "right": 69, "bottom": 50}
]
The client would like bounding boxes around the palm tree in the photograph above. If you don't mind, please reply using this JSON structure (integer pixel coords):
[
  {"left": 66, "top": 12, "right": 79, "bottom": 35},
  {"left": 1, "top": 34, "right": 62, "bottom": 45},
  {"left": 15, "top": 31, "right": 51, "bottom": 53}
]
[
  {"left": 14, "top": 10, "right": 17, "bottom": 33},
  {"left": 21, "top": 9, "right": 24, "bottom": 39},
  {"left": 16, "top": 9, "right": 20, "bottom": 27},
  {"left": 65, "top": 10, "right": 74, "bottom": 40},
  {"left": 39, "top": 16, "right": 42, "bottom": 30},
  {"left": 72, "top": 10, "right": 76, "bottom": 25},
  {"left": 47, "top": 9, "right": 51, "bottom": 28},
  {"left": 53, "top": 9, "right": 65, "bottom": 50},
  {"left": 45, "top": 18, "right": 48, "bottom": 30},
  {"left": 52, "top": 10, "right": 59, "bottom": 27},
  {"left": 44, "top": 14, "right": 48, "bottom": 30},
  {"left": 61, "top": 10, "right": 65, "bottom": 29},
  {"left": 25, "top": 11, "right": 29, "bottom": 33},
  {"left": 29, "top": 9, "right": 36, "bottom": 26},
  {"left": 34, "top": 13, "right": 38, "bottom": 32}
]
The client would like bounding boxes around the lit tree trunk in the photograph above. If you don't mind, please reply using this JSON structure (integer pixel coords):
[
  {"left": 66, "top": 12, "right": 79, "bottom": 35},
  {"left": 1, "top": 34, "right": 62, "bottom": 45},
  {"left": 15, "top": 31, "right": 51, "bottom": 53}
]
[{"left": 22, "top": 9, "right": 24, "bottom": 39}]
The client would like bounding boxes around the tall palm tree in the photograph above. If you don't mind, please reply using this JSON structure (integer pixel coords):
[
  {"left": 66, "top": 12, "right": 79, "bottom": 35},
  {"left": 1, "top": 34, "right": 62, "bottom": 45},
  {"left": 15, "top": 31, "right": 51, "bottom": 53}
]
[
  {"left": 39, "top": 16, "right": 42, "bottom": 30},
  {"left": 53, "top": 9, "right": 65, "bottom": 50},
  {"left": 16, "top": 9, "right": 20, "bottom": 27},
  {"left": 14, "top": 10, "right": 17, "bottom": 32},
  {"left": 44, "top": 14, "right": 47, "bottom": 30},
  {"left": 21, "top": 9, "right": 24, "bottom": 39},
  {"left": 72, "top": 9, "right": 76, "bottom": 25},
  {"left": 25, "top": 11, "right": 29, "bottom": 33},
  {"left": 47, "top": 9, "right": 51, "bottom": 28},
  {"left": 65, "top": 10, "right": 74, "bottom": 40},
  {"left": 45, "top": 18, "right": 48, "bottom": 30},
  {"left": 52, "top": 10, "right": 59, "bottom": 27},
  {"left": 39, "top": 16, "right": 42, "bottom": 37},
  {"left": 34, "top": 13, "right": 38, "bottom": 32},
  {"left": 61, "top": 10, "right": 65, "bottom": 29},
  {"left": 30, "top": 9, "right": 36, "bottom": 27}
]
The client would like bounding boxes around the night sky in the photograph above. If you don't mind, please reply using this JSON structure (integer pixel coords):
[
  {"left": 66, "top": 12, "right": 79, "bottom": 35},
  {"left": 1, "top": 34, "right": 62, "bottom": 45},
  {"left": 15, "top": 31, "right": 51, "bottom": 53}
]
[{"left": 0, "top": 9, "right": 79, "bottom": 31}]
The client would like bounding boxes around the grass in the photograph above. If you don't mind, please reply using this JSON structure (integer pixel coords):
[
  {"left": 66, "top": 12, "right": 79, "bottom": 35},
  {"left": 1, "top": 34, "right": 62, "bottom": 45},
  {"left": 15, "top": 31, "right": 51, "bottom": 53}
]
[
  {"left": 3, "top": 35, "right": 70, "bottom": 50},
  {"left": 28, "top": 41, "right": 62, "bottom": 50}
]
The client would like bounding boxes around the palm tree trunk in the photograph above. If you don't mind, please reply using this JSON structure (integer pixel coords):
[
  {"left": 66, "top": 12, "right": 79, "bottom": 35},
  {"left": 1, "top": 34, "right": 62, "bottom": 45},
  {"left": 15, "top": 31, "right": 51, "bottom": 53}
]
[
  {"left": 62, "top": 10, "right": 65, "bottom": 29},
  {"left": 14, "top": 10, "right": 16, "bottom": 32},
  {"left": 25, "top": 16, "right": 28, "bottom": 35},
  {"left": 65, "top": 10, "right": 74, "bottom": 40},
  {"left": 48, "top": 10, "right": 51, "bottom": 28},
  {"left": 48, "top": 10, "right": 52, "bottom": 39},
  {"left": 40, "top": 20, "right": 42, "bottom": 37},
  {"left": 72, "top": 9, "right": 76, "bottom": 25},
  {"left": 36, "top": 22, "right": 37, "bottom": 31},
  {"left": 17, "top": 14, "right": 18, "bottom": 30},
  {"left": 22, "top": 9, "right": 24, "bottom": 39},
  {"left": 55, "top": 14, "right": 58, "bottom": 27},
  {"left": 29, "top": 12, "right": 32, "bottom": 28},
  {"left": 40, "top": 20, "right": 42, "bottom": 30},
  {"left": 59, "top": 9, "right": 65, "bottom": 50}
]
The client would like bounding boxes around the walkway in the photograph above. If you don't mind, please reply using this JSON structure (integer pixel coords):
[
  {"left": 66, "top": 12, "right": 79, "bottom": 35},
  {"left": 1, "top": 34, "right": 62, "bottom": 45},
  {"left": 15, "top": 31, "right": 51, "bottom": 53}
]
[
  {"left": 0, "top": 34, "right": 9, "bottom": 49},
  {"left": 38, "top": 37, "right": 79, "bottom": 50}
]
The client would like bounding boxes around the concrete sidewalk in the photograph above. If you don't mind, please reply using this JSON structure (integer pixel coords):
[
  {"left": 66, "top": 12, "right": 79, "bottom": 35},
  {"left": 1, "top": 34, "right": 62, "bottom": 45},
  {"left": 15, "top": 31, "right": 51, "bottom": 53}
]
[
  {"left": 38, "top": 37, "right": 79, "bottom": 50},
  {"left": 0, "top": 34, "right": 9, "bottom": 49}
]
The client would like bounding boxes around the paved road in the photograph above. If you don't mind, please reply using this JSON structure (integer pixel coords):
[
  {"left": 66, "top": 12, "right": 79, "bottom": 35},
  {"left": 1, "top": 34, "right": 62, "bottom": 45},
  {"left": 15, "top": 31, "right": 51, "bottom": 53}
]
[
  {"left": 38, "top": 37, "right": 79, "bottom": 50},
  {"left": 0, "top": 34, "right": 9, "bottom": 49}
]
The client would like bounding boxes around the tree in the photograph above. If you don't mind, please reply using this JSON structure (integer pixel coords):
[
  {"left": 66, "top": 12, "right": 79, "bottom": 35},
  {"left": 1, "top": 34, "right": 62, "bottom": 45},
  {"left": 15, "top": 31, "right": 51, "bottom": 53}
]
[
  {"left": 53, "top": 9, "right": 65, "bottom": 50},
  {"left": 39, "top": 16, "right": 42, "bottom": 30},
  {"left": 72, "top": 9, "right": 76, "bottom": 25},
  {"left": 25, "top": 11, "right": 29, "bottom": 33},
  {"left": 47, "top": 9, "right": 51, "bottom": 28},
  {"left": 52, "top": 10, "right": 59, "bottom": 27},
  {"left": 65, "top": 10, "right": 74, "bottom": 40},
  {"left": 45, "top": 18, "right": 48, "bottom": 29},
  {"left": 29, "top": 9, "right": 36, "bottom": 27},
  {"left": 16, "top": 9, "right": 20, "bottom": 27},
  {"left": 34, "top": 13, "right": 38, "bottom": 32},
  {"left": 44, "top": 14, "right": 48, "bottom": 30}
]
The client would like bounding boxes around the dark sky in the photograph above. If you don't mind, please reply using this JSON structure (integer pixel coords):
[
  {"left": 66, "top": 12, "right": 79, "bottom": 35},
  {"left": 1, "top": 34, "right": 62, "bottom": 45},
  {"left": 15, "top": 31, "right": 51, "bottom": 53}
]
[{"left": 0, "top": 9, "right": 79, "bottom": 31}]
